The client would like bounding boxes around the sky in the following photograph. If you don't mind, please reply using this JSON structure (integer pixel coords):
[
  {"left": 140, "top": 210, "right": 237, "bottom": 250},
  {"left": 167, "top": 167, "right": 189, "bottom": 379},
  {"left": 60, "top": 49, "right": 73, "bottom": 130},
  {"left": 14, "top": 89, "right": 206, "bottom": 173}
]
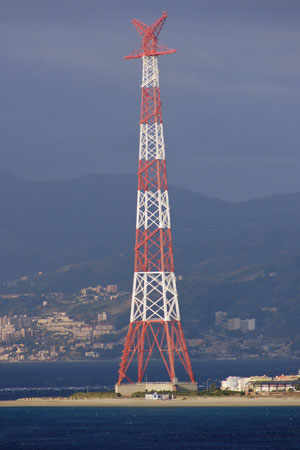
[{"left": 0, "top": 0, "right": 299, "bottom": 201}]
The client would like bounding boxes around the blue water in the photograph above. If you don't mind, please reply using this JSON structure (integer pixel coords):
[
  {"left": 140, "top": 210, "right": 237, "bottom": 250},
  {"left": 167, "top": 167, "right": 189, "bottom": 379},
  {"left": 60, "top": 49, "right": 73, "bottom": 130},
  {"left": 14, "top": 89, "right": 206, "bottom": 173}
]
[
  {"left": 0, "top": 360, "right": 299, "bottom": 448},
  {"left": 0, "top": 407, "right": 299, "bottom": 449},
  {"left": 0, "top": 359, "right": 299, "bottom": 400}
]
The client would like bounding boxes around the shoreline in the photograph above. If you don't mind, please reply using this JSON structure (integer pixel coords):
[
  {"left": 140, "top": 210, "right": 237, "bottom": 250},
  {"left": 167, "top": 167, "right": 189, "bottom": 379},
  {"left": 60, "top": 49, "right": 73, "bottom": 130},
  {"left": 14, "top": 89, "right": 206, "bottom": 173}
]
[
  {"left": 1, "top": 396, "right": 300, "bottom": 407},
  {"left": 0, "top": 357, "right": 300, "bottom": 364}
]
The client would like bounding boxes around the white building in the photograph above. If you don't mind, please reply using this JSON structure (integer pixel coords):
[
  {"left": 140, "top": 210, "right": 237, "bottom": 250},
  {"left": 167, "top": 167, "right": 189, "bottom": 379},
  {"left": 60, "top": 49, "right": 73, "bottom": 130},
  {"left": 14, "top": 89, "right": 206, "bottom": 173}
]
[
  {"left": 145, "top": 392, "right": 171, "bottom": 400},
  {"left": 221, "top": 376, "right": 241, "bottom": 391},
  {"left": 227, "top": 318, "right": 241, "bottom": 331},
  {"left": 227, "top": 317, "right": 256, "bottom": 331},
  {"left": 221, "top": 376, "right": 273, "bottom": 392},
  {"left": 240, "top": 319, "right": 256, "bottom": 331}
]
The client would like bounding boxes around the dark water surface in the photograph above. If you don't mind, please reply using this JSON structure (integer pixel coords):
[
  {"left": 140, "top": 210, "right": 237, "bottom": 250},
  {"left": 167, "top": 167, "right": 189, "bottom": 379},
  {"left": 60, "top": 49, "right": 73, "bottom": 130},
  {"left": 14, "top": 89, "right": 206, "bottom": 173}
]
[
  {"left": 0, "top": 360, "right": 299, "bottom": 449},
  {"left": 0, "top": 359, "right": 299, "bottom": 400},
  {"left": 0, "top": 407, "right": 299, "bottom": 449}
]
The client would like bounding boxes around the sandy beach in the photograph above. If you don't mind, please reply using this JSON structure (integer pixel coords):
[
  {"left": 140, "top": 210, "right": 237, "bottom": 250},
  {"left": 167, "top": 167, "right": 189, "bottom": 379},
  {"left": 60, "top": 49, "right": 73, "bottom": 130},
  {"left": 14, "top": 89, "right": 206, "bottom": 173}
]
[{"left": 0, "top": 396, "right": 300, "bottom": 407}]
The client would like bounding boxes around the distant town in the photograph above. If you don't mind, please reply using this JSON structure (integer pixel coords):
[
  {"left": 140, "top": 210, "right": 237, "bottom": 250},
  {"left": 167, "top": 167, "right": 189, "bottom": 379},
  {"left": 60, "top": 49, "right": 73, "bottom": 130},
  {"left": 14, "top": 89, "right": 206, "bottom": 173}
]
[
  {"left": 0, "top": 278, "right": 299, "bottom": 362},
  {"left": 0, "top": 283, "right": 124, "bottom": 362}
]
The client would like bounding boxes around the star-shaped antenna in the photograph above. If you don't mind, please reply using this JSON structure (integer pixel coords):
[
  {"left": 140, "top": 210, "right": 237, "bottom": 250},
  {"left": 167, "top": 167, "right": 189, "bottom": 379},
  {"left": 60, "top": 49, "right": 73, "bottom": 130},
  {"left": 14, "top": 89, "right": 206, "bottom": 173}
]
[{"left": 125, "top": 11, "right": 176, "bottom": 59}]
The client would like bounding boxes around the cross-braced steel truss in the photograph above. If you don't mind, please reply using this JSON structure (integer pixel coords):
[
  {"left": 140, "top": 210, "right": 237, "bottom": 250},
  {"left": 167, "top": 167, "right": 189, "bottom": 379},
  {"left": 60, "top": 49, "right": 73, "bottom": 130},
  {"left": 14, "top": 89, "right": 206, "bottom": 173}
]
[
  {"left": 118, "top": 11, "right": 195, "bottom": 385},
  {"left": 118, "top": 321, "right": 194, "bottom": 384}
]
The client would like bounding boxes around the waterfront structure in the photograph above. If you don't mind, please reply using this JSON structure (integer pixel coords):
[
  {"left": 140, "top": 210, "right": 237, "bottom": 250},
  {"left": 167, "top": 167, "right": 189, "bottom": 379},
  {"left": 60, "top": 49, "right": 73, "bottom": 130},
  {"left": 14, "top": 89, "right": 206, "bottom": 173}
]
[
  {"left": 117, "top": 12, "right": 195, "bottom": 389},
  {"left": 221, "top": 374, "right": 300, "bottom": 393},
  {"left": 145, "top": 392, "right": 172, "bottom": 400}
]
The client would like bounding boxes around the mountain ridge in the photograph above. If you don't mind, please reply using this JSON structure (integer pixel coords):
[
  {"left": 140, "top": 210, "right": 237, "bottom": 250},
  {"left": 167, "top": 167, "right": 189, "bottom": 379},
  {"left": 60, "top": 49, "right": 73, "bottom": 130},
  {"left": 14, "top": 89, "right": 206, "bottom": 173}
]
[{"left": 1, "top": 168, "right": 300, "bottom": 282}]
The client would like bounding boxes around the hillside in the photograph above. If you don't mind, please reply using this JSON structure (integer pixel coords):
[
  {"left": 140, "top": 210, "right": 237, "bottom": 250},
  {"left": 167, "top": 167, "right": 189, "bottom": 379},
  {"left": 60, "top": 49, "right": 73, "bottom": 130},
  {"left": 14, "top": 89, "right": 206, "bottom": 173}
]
[
  {"left": 1, "top": 169, "right": 300, "bottom": 340},
  {"left": 2, "top": 169, "right": 300, "bottom": 282},
  {"left": 0, "top": 169, "right": 229, "bottom": 282}
]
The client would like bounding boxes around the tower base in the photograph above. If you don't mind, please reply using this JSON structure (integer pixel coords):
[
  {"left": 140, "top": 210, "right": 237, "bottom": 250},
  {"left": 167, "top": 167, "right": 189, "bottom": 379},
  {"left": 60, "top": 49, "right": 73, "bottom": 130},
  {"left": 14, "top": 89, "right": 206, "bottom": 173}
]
[
  {"left": 118, "top": 320, "right": 195, "bottom": 384},
  {"left": 115, "top": 381, "right": 197, "bottom": 396}
]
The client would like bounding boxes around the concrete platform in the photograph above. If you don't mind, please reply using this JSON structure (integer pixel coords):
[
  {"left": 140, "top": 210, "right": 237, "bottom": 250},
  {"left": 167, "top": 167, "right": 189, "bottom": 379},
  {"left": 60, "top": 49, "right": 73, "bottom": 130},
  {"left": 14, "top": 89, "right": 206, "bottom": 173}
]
[{"left": 115, "top": 381, "right": 198, "bottom": 396}]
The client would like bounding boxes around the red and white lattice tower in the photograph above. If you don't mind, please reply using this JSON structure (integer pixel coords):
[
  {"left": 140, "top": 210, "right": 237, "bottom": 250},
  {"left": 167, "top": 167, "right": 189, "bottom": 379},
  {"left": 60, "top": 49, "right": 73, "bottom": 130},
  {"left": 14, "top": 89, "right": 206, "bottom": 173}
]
[{"left": 117, "top": 11, "right": 195, "bottom": 385}]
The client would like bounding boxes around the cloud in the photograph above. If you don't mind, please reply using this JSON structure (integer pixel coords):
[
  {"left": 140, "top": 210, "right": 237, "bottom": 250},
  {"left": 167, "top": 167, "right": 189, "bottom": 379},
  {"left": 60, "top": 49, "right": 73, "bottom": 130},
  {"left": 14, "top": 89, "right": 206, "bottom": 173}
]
[{"left": 0, "top": 0, "right": 299, "bottom": 201}]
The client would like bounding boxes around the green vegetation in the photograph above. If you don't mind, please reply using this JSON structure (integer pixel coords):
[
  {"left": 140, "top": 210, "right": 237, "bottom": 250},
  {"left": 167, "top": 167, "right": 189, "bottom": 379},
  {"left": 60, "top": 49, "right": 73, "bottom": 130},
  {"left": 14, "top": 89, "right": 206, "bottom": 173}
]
[
  {"left": 176, "top": 389, "right": 244, "bottom": 397},
  {"left": 131, "top": 391, "right": 146, "bottom": 398},
  {"left": 131, "top": 389, "right": 244, "bottom": 398},
  {"left": 69, "top": 391, "right": 121, "bottom": 399}
]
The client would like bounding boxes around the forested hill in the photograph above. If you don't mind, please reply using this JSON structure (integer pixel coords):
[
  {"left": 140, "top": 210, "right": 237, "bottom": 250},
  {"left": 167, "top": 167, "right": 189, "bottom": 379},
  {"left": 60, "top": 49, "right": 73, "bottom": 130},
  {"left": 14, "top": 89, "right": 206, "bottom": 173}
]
[{"left": 1, "top": 168, "right": 300, "bottom": 283}]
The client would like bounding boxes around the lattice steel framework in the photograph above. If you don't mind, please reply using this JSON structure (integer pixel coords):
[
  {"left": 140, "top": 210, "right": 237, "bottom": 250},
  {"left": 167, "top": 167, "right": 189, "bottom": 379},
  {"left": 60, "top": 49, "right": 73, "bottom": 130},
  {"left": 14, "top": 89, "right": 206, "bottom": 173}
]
[{"left": 118, "top": 11, "right": 195, "bottom": 385}]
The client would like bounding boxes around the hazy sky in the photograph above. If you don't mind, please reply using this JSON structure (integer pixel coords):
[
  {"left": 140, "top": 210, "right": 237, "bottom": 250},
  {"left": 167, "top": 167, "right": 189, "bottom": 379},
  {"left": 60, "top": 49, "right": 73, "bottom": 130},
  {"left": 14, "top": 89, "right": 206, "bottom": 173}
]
[{"left": 1, "top": 0, "right": 299, "bottom": 201}]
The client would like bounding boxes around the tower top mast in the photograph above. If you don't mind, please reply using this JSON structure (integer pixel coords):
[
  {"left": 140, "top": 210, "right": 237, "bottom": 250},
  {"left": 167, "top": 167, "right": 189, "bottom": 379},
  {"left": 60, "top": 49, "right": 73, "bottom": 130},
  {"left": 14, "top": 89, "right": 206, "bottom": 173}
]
[{"left": 125, "top": 11, "right": 176, "bottom": 60}]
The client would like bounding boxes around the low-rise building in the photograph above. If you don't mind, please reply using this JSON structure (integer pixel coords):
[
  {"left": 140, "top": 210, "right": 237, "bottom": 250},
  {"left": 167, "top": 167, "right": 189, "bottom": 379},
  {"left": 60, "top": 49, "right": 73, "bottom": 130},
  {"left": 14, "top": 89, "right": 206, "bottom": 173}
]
[
  {"left": 145, "top": 392, "right": 171, "bottom": 400},
  {"left": 106, "top": 285, "right": 118, "bottom": 294},
  {"left": 226, "top": 317, "right": 256, "bottom": 331},
  {"left": 93, "top": 324, "right": 114, "bottom": 337},
  {"left": 221, "top": 373, "right": 300, "bottom": 393},
  {"left": 215, "top": 311, "right": 227, "bottom": 326},
  {"left": 98, "top": 312, "right": 107, "bottom": 322}
]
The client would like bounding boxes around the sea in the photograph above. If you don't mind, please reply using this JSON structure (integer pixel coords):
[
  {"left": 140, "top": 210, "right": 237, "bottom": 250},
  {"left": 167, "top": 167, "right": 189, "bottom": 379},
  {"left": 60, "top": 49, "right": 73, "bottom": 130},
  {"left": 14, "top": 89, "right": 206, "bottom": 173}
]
[{"left": 0, "top": 359, "right": 299, "bottom": 449}]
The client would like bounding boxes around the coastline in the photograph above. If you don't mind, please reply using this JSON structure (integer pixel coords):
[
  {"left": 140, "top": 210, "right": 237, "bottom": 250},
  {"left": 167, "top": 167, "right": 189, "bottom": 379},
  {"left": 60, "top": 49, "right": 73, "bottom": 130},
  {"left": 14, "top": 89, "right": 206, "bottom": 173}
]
[
  {"left": 1, "top": 396, "right": 300, "bottom": 407},
  {"left": 1, "top": 357, "right": 300, "bottom": 364}
]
